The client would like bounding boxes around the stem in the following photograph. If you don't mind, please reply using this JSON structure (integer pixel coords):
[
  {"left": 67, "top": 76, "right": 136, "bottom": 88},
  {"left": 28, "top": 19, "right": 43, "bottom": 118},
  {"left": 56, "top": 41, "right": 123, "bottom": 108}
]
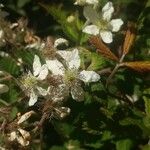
[{"left": 106, "top": 54, "right": 125, "bottom": 87}]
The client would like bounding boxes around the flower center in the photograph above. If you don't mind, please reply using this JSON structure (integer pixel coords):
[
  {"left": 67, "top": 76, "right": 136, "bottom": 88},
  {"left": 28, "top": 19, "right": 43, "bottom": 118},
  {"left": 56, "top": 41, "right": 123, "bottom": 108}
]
[
  {"left": 96, "top": 19, "right": 109, "bottom": 30},
  {"left": 21, "top": 74, "right": 37, "bottom": 90},
  {"left": 64, "top": 69, "right": 78, "bottom": 85}
]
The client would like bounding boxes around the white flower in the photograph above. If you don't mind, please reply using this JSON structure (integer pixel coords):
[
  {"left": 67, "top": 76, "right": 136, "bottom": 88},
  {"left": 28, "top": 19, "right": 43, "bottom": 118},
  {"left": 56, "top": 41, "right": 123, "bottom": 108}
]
[
  {"left": 82, "top": 2, "right": 123, "bottom": 43},
  {"left": 46, "top": 48, "right": 100, "bottom": 101},
  {"left": 21, "top": 55, "right": 49, "bottom": 106},
  {"left": 74, "top": 0, "right": 98, "bottom": 6}
]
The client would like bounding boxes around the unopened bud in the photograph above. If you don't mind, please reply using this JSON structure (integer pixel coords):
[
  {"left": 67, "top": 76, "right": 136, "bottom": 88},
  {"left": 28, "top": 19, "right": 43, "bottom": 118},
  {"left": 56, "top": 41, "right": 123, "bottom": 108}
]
[{"left": 67, "top": 15, "right": 75, "bottom": 23}]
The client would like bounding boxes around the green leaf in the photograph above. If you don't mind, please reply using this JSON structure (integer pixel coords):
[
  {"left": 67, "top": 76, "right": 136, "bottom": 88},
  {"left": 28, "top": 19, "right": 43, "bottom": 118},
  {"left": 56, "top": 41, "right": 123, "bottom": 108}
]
[
  {"left": 144, "top": 97, "right": 150, "bottom": 117},
  {"left": 88, "top": 52, "right": 106, "bottom": 70},
  {"left": 17, "top": 0, "right": 31, "bottom": 8},
  {"left": 101, "top": 130, "right": 113, "bottom": 141},
  {"left": 50, "top": 146, "right": 66, "bottom": 150},
  {"left": 0, "top": 57, "right": 20, "bottom": 76},
  {"left": 40, "top": 4, "right": 80, "bottom": 43},
  {"left": 116, "top": 139, "right": 133, "bottom": 150}
]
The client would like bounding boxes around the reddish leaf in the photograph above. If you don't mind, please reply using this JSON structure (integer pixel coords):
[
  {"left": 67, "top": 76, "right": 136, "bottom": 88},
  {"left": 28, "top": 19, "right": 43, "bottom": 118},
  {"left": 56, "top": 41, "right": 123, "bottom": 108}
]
[
  {"left": 89, "top": 36, "right": 119, "bottom": 62},
  {"left": 123, "top": 29, "right": 135, "bottom": 55},
  {"left": 121, "top": 61, "right": 150, "bottom": 72}
]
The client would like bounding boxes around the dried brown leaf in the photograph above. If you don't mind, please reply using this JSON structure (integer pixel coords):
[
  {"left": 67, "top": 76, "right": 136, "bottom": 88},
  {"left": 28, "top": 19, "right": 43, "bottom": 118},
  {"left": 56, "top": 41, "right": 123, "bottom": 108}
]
[
  {"left": 89, "top": 36, "right": 119, "bottom": 62},
  {"left": 123, "top": 29, "right": 135, "bottom": 55},
  {"left": 121, "top": 61, "right": 150, "bottom": 72}
]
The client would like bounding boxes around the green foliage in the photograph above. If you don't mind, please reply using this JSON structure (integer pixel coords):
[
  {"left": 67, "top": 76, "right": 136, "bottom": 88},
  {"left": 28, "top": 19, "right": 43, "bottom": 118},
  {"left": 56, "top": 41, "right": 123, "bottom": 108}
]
[
  {"left": 116, "top": 139, "right": 133, "bottom": 150},
  {"left": 0, "top": 0, "right": 150, "bottom": 149}
]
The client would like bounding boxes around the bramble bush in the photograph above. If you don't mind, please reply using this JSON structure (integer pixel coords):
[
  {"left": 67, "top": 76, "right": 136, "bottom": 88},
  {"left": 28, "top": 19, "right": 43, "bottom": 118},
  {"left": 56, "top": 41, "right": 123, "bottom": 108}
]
[{"left": 0, "top": 0, "right": 150, "bottom": 149}]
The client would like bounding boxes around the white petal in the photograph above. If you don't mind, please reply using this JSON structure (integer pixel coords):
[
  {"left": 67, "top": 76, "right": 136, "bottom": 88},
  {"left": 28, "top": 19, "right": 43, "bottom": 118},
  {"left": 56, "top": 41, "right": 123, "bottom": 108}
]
[
  {"left": 83, "top": 6, "right": 99, "bottom": 24},
  {"left": 54, "top": 38, "right": 68, "bottom": 49},
  {"left": 46, "top": 59, "right": 65, "bottom": 76},
  {"left": 79, "top": 70, "right": 100, "bottom": 82},
  {"left": 57, "top": 49, "right": 80, "bottom": 70},
  {"left": 68, "top": 49, "right": 80, "bottom": 69},
  {"left": 100, "top": 31, "right": 113, "bottom": 43},
  {"left": 18, "top": 128, "right": 30, "bottom": 140},
  {"left": 102, "top": 2, "right": 114, "bottom": 21},
  {"left": 71, "top": 83, "right": 84, "bottom": 101},
  {"left": 33, "top": 55, "right": 41, "bottom": 76},
  {"left": 17, "top": 111, "right": 34, "bottom": 124},
  {"left": 9, "top": 132, "right": 17, "bottom": 141},
  {"left": 37, "top": 64, "right": 48, "bottom": 80},
  {"left": 16, "top": 135, "right": 29, "bottom": 146},
  {"left": 37, "top": 86, "right": 50, "bottom": 96},
  {"left": 110, "top": 19, "right": 123, "bottom": 32},
  {"left": 82, "top": 25, "right": 99, "bottom": 35},
  {"left": 29, "top": 90, "right": 38, "bottom": 106}
]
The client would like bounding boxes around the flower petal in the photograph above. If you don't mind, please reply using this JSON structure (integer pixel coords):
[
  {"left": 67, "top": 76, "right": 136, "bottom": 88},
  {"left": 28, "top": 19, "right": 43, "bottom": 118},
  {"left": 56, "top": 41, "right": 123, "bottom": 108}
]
[
  {"left": 100, "top": 31, "right": 113, "bottom": 43},
  {"left": 33, "top": 55, "right": 41, "bottom": 76},
  {"left": 16, "top": 135, "right": 29, "bottom": 146},
  {"left": 17, "top": 111, "right": 34, "bottom": 125},
  {"left": 57, "top": 49, "right": 80, "bottom": 70},
  {"left": 37, "top": 86, "right": 50, "bottom": 96},
  {"left": 110, "top": 19, "right": 123, "bottom": 32},
  {"left": 71, "top": 83, "right": 84, "bottom": 101},
  {"left": 54, "top": 38, "right": 68, "bottom": 49},
  {"left": 9, "top": 132, "right": 17, "bottom": 141},
  {"left": 29, "top": 90, "right": 38, "bottom": 106},
  {"left": 82, "top": 25, "right": 99, "bottom": 35},
  {"left": 37, "top": 64, "right": 48, "bottom": 80},
  {"left": 18, "top": 128, "right": 30, "bottom": 140},
  {"left": 83, "top": 6, "right": 99, "bottom": 23},
  {"left": 79, "top": 70, "right": 100, "bottom": 82},
  {"left": 46, "top": 59, "right": 65, "bottom": 75},
  {"left": 102, "top": 2, "right": 114, "bottom": 21}
]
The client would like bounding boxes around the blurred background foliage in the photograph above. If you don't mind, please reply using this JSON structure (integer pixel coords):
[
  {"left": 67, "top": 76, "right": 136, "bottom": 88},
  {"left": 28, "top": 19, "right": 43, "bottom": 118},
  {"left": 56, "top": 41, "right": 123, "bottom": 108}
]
[{"left": 0, "top": 0, "right": 150, "bottom": 149}]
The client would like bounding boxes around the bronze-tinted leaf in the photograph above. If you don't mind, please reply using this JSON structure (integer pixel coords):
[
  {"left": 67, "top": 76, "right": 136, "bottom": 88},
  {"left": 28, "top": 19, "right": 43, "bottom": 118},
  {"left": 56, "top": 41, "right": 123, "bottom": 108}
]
[
  {"left": 123, "top": 29, "right": 135, "bottom": 55},
  {"left": 121, "top": 61, "right": 150, "bottom": 72},
  {"left": 89, "top": 36, "right": 119, "bottom": 62}
]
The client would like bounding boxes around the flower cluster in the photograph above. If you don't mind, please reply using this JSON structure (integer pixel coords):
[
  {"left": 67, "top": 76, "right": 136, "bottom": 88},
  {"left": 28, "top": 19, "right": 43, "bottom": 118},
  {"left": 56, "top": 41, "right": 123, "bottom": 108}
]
[
  {"left": 0, "top": 1, "right": 126, "bottom": 148},
  {"left": 21, "top": 38, "right": 100, "bottom": 106},
  {"left": 75, "top": 1, "right": 124, "bottom": 43}
]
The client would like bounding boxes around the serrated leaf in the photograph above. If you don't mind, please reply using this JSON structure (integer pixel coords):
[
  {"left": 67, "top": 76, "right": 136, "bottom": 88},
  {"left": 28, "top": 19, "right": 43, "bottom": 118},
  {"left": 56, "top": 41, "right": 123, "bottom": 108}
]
[
  {"left": 89, "top": 36, "right": 119, "bottom": 62},
  {"left": 0, "top": 57, "right": 20, "bottom": 75},
  {"left": 121, "top": 61, "right": 150, "bottom": 72},
  {"left": 116, "top": 139, "right": 133, "bottom": 150}
]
